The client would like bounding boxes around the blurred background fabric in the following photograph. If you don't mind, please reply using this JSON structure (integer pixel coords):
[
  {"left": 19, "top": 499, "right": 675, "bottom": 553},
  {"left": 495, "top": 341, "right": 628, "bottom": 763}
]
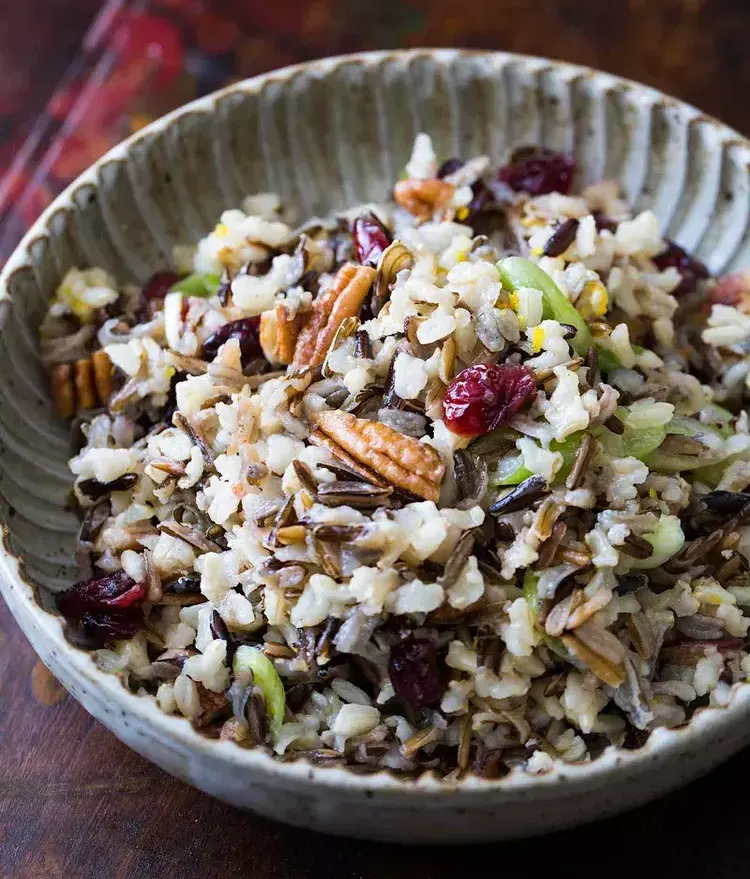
[{"left": 2, "top": 0, "right": 750, "bottom": 259}]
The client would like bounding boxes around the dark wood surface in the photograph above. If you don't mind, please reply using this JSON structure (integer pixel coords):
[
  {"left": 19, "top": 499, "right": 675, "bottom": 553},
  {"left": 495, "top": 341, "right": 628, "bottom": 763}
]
[{"left": 4, "top": 1, "right": 750, "bottom": 877}]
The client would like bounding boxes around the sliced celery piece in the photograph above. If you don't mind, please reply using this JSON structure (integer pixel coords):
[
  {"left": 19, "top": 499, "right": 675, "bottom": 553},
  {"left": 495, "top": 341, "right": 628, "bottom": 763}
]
[
  {"left": 629, "top": 515, "right": 685, "bottom": 570},
  {"left": 233, "top": 646, "right": 286, "bottom": 739},
  {"left": 170, "top": 272, "right": 221, "bottom": 297}
]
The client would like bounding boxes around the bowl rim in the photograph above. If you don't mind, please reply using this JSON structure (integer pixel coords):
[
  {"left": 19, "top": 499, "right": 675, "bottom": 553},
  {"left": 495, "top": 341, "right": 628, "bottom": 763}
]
[{"left": 2, "top": 47, "right": 750, "bottom": 797}]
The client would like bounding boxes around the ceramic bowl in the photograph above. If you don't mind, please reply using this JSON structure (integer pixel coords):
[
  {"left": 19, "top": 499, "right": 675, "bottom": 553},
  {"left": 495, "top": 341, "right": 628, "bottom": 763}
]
[{"left": 3, "top": 49, "right": 750, "bottom": 844}]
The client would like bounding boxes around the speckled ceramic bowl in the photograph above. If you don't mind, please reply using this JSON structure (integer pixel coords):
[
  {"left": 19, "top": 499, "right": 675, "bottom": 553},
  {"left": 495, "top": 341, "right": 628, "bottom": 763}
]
[{"left": 3, "top": 50, "right": 750, "bottom": 843}]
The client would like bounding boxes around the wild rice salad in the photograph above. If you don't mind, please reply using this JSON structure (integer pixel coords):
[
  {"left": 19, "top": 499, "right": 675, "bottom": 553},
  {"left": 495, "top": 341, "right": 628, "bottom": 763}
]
[{"left": 41, "top": 134, "right": 750, "bottom": 779}]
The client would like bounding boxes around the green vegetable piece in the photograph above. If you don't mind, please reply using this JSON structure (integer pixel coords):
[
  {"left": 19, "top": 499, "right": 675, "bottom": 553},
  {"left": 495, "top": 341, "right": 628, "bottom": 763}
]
[
  {"left": 645, "top": 416, "right": 730, "bottom": 472},
  {"left": 170, "top": 272, "right": 221, "bottom": 298},
  {"left": 692, "top": 457, "right": 735, "bottom": 487},
  {"left": 629, "top": 515, "right": 685, "bottom": 570},
  {"left": 489, "top": 432, "right": 584, "bottom": 487},
  {"left": 623, "top": 425, "right": 667, "bottom": 460},
  {"left": 522, "top": 571, "right": 569, "bottom": 658},
  {"left": 596, "top": 349, "right": 622, "bottom": 373},
  {"left": 667, "top": 415, "right": 730, "bottom": 441},
  {"left": 491, "top": 455, "right": 532, "bottom": 486},
  {"left": 523, "top": 570, "right": 541, "bottom": 619},
  {"left": 598, "top": 411, "right": 666, "bottom": 461},
  {"left": 497, "top": 257, "right": 594, "bottom": 357},
  {"left": 496, "top": 258, "right": 664, "bottom": 375},
  {"left": 233, "top": 646, "right": 286, "bottom": 739}
]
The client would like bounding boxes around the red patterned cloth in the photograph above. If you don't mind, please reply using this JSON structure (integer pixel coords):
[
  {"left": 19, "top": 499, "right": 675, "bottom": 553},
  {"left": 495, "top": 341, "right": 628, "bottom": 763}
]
[{"left": 0, "top": 0, "right": 435, "bottom": 259}]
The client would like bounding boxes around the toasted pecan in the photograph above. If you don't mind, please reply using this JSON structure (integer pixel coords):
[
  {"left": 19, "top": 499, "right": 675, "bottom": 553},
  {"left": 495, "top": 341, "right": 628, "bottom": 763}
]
[
  {"left": 50, "top": 363, "right": 75, "bottom": 419},
  {"left": 260, "top": 303, "right": 303, "bottom": 366},
  {"left": 393, "top": 178, "right": 455, "bottom": 220},
  {"left": 91, "top": 350, "right": 114, "bottom": 404},
  {"left": 51, "top": 354, "right": 113, "bottom": 419},
  {"left": 308, "top": 429, "right": 389, "bottom": 487},
  {"left": 313, "top": 410, "right": 445, "bottom": 501},
  {"left": 74, "top": 358, "right": 97, "bottom": 411},
  {"left": 292, "top": 264, "right": 375, "bottom": 371}
]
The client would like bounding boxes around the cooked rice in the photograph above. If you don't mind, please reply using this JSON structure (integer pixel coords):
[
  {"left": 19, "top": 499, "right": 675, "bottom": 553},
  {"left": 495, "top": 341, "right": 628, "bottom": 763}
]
[{"left": 43, "top": 133, "right": 750, "bottom": 780}]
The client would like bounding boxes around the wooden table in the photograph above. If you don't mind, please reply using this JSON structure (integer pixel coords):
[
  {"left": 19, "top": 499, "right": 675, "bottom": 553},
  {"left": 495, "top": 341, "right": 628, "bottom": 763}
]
[{"left": 3, "top": 1, "right": 750, "bottom": 877}]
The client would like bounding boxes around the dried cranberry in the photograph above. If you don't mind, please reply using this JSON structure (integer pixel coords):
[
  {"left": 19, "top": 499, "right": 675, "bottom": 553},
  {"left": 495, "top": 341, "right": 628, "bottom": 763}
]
[
  {"left": 388, "top": 635, "right": 444, "bottom": 707},
  {"left": 443, "top": 363, "right": 538, "bottom": 437},
  {"left": 137, "top": 271, "right": 179, "bottom": 321},
  {"left": 351, "top": 212, "right": 391, "bottom": 267},
  {"left": 58, "top": 570, "right": 147, "bottom": 618},
  {"left": 202, "top": 317, "right": 262, "bottom": 366},
  {"left": 498, "top": 147, "right": 576, "bottom": 196},
  {"left": 652, "top": 239, "right": 709, "bottom": 295},
  {"left": 81, "top": 609, "right": 143, "bottom": 641},
  {"left": 142, "top": 271, "right": 179, "bottom": 302},
  {"left": 437, "top": 157, "right": 464, "bottom": 178}
]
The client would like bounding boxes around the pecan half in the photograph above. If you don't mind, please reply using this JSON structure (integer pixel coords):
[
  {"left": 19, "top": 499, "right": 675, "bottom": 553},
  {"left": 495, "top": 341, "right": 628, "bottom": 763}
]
[
  {"left": 51, "top": 363, "right": 75, "bottom": 419},
  {"left": 51, "top": 354, "right": 113, "bottom": 418},
  {"left": 92, "top": 350, "right": 114, "bottom": 405},
  {"left": 308, "top": 429, "right": 389, "bottom": 487},
  {"left": 260, "top": 303, "right": 304, "bottom": 366},
  {"left": 74, "top": 358, "right": 97, "bottom": 411},
  {"left": 313, "top": 410, "right": 445, "bottom": 501},
  {"left": 393, "top": 178, "right": 455, "bottom": 220},
  {"left": 292, "top": 264, "right": 375, "bottom": 371}
]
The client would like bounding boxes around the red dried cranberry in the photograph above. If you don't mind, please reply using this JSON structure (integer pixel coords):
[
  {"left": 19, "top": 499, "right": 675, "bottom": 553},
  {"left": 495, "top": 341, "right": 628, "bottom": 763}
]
[
  {"left": 388, "top": 635, "right": 444, "bottom": 707},
  {"left": 466, "top": 180, "right": 492, "bottom": 220},
  {"left": 443, "top": 363, "right": 538, "bottom": 436},
  {"left": 652, "top": 239, "right": 709, "bottom": 295},
  {"left": 437, "top": 157, "right": 464, "bottom": 178},
  {"left": 81, "top": 609, "right": 143, "bottom": 641},
  {"left": 137, "top": 271, "right": 179, "bottom": 321},
  {"left": 58, "top": 570, "right": 147, "bottom": 618},
  {"left": 142, "top": 271, "right": 179, "bottom": 302},
  {"left": 351, "top": 212, "right": 391, "bottom": 267},
  {"left": 498, "top": 147, "right": 576, "bottom": 196},
  {"left": 202, "top": 317, "right": 262, "bottom": 366}
]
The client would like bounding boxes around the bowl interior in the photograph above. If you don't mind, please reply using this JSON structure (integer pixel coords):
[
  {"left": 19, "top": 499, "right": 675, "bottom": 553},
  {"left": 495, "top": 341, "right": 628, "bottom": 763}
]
[{"left": 3, "top": 49, "right": 750, "bottom": 599}]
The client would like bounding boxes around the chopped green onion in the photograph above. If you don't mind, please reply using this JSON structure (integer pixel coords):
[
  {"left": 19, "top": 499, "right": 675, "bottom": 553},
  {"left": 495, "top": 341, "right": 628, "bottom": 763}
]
[
  {"left": 629, "top": 515, "right": 685, "bottom": 570},
  {"left": 170, "top": 272, "right": 221, "bottom": 298},
  {"left": 496, "top": 257, "right": 660, "bottom": 374},
  {"left": 489, "top": 432, "right": 583, "bottom": 487},
  {"left": 497, "top": 257, "right": 593, "bottom": 357},
  {"left": 522, "top": 570, "right": 541, "bottom": 618},
  {"left": 597, "top": 412, "right": 667, "bottom": 461},
  {"left": 490, "top": 455, "right": 532, "bottom": 486},
  {"left": 233, "top": 646, "right": 286, "bottom": 740},
  {"left": 645, "top": 416, "right": 729, "bottom": 472}
]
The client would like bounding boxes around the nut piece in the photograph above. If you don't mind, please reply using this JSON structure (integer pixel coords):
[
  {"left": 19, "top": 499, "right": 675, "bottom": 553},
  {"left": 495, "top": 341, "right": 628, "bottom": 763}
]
[
  {"left": 74, "top": 358, "right": 97, "bottom": 411},
  {"left": 393, "top": 178, "right": 455, "bottom": 220},
  {"left": 92, "top": 350, "right": 114, "bottom": 404},
  {"left": 292, "top": 263, "right": 375, "bottom": 371},
  {"left": 260, "top": 303, "right": 303, "bottom": 366},
  {"left": 50, "top": 352, "right": 115, "bottom": 418},
  {"left": 313, "top": 410, "right": 445, "bottom": 501},
  {"left": 308, "top": 429, "right": 389, "bottom": 487},
  {"left": 51, "top": 363, "right": 75, "bottom": 419}
]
